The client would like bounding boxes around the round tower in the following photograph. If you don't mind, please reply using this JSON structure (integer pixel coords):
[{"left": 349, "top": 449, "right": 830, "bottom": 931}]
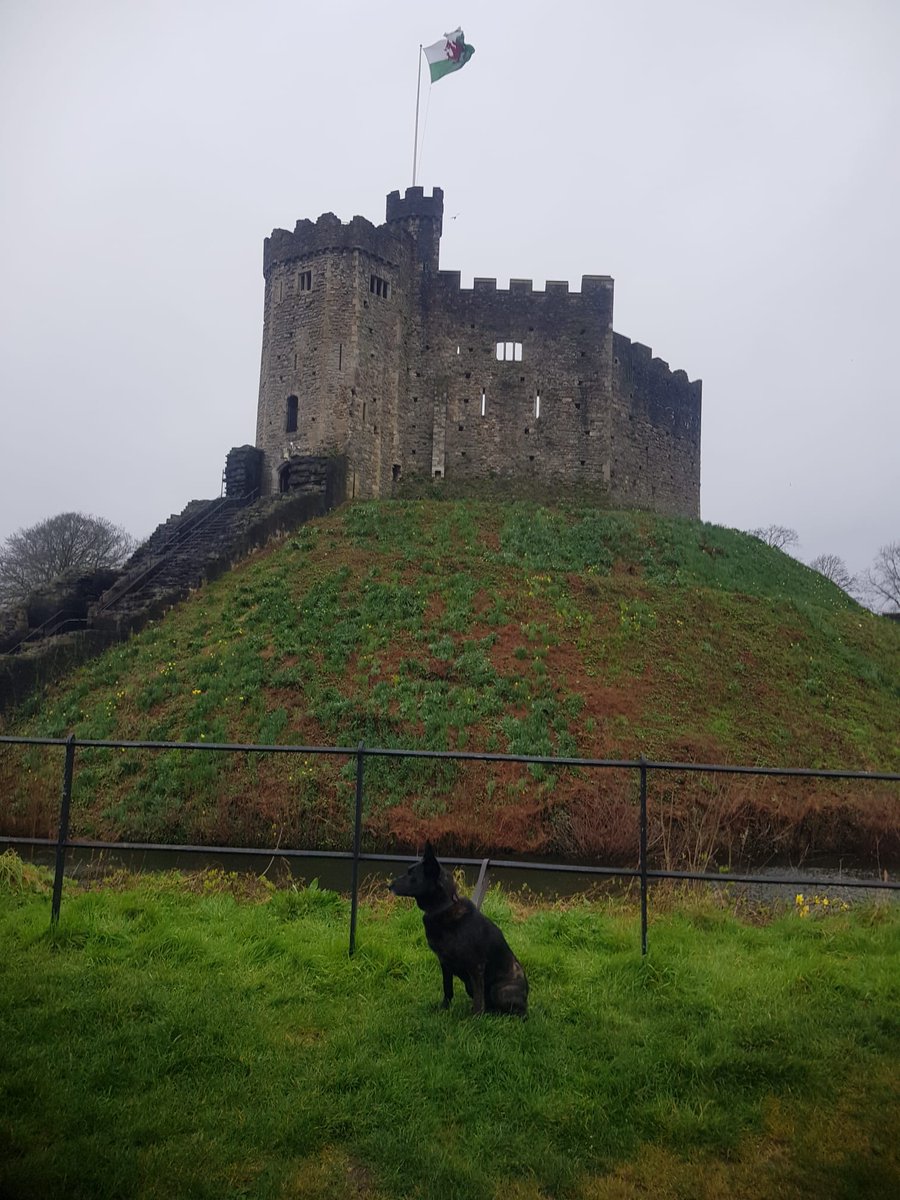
[{"left": 385, "top": 186, "right": 444, "bottom": 273}]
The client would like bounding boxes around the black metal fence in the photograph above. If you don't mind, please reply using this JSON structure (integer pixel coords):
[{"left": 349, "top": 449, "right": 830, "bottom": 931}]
[{"left": 1, "top": 733, "right": 898, "bottom": 955}]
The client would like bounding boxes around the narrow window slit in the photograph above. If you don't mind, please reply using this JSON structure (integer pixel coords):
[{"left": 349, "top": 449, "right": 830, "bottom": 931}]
[{"left": 285, "top": 395, "right": 298, "bottom": 433}]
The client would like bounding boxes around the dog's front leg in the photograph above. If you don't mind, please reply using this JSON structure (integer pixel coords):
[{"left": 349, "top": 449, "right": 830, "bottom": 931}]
[
  {"left": 470, "top": 965, "right": 486, "bottom": 1015},
  {"left": 441, "top": 962, "right": 454, "bottom": 1009}
]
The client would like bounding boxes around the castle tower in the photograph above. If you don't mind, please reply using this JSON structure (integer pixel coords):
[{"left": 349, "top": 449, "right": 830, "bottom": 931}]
[
  {"left": 253, "top": 188, "right": 701, "bottom": 516},
  {"left": 254, "top": 188, "right": 444, "bottom": 500},
  {"left": 385, "top": 185, "right": 443, "bottom": 272}
]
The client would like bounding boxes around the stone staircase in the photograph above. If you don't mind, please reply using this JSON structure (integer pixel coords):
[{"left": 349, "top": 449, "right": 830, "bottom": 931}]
[{"left": 91, "top": 497, "right": 256, "bottom": 634}]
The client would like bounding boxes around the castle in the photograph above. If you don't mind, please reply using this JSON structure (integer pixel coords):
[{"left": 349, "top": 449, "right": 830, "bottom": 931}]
[{"left": 251, "top": 187, "right": 701, "bottom": 516}]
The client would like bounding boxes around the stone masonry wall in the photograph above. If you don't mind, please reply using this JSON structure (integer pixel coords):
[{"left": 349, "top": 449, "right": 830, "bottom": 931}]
[
  {"left": 611, "top": 334, "right": 702, "bottom": 517},
  {"left": 402, "top": 274, "right": 615, "bottom": 499}
]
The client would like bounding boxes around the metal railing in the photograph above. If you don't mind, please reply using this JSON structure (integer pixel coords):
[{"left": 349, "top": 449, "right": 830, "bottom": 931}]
[
  {"left": 1, "top": 732, "right": 897, "bottom": 955},
  {"left": 93, "top": 497, "right": 235, "bottom": 615},
  {"left": 7, "top": 609, "right": 86, "bottom": 655}
]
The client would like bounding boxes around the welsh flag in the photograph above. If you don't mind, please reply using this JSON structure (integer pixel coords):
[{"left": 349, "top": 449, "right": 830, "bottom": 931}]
[{"left": 423, "top": 29, "right": 475, "bottom": 82}]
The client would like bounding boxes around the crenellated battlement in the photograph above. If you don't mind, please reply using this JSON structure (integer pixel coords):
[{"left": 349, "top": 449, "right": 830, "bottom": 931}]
[
  {"left": 386, "top": 185, "right": 444, "bottom": 226},
  {"left": 435, "top": 271, "right": 613, "bottom": 298},
  {"left": 614, "top": 333, "right": 701, "bottom": 394},
  {"left": 263, "top": 212, "right": 402, "bottom": 276}
]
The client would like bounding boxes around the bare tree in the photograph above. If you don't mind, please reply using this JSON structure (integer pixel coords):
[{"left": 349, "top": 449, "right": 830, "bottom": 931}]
[
  {"left": 862, "top": 541, "right": 900, "bottom": 613},
  {"left": 808, "top": 553, "right": 857, "bottom": 596},
  {"left": 749, "top": 524, "right": 799, "bottom": 552},
  {"left": 0, "top": 512, "right": 137, "bottom": 607}
]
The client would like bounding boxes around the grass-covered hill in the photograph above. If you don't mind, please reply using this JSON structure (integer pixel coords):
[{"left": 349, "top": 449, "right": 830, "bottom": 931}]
[{"left": 1, "top": 501, "right": 898, "bottom": 864}]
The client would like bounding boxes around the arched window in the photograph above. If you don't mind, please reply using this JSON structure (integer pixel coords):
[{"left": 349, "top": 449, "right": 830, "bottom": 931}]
[{"left": 286, "top": 395, "right": 298, "bottom": 433}]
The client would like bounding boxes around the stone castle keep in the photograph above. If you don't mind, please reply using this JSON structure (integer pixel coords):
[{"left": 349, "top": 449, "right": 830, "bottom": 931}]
[{"left": 252, "top": 187, "right": 701, "bottom": 516}]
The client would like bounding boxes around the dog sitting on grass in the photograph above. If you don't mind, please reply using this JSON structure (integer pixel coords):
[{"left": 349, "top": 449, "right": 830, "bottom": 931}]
[{"left": 388, "top": 843, "right": 529, "bottom": 1017}]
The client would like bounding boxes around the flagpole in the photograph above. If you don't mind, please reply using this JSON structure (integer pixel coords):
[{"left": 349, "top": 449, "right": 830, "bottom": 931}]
[{"left": 412, "top": 44, "right": 423, "bottom": 186}]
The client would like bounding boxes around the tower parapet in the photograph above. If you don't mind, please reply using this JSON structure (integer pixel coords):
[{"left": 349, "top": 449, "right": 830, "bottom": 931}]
[
  {"left": 385, "top": 186, "right": 444, "bottom": 270},
  {"left": 385, "top": 185, "right": 444, "bottom": 228},
  {"left": 263, "top": 213, "right": 400, "bottom": 276}
]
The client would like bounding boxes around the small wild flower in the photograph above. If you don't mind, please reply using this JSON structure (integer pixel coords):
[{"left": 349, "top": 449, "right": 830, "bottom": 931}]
[{"left": 795, "top": 892, "right": 849, "bottom": 918}]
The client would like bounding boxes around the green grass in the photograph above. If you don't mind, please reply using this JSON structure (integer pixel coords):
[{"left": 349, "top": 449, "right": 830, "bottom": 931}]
[{"left": 1, "top": 855, "right": 898, "bottom": 1199}]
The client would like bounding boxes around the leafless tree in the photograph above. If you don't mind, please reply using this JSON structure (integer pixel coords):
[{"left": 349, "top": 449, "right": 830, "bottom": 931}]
[
  {"left": 862, "top": 541, "right": 900, "bottom": 613},
  {"left": 0, "top": 512, "right": 136, "bottom": 607},
  {"left": 808, "top": 553, "right": 858, "bottom": 596},
  {"left": 749, "top": 524, "right": 799, "bottom": 552}
]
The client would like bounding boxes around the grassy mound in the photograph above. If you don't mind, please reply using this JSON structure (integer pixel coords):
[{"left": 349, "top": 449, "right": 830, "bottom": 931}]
[
  {"left": 1, "top": 502, "right": 897, "bottom": 863},
  {"left": 1, "top": 857, "right": 898, "bottom": 1199}
]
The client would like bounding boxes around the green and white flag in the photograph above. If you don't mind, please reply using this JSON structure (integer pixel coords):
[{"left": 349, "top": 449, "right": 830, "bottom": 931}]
[{"left": 423, "top": 29, "right": 475, "bottom": 82}]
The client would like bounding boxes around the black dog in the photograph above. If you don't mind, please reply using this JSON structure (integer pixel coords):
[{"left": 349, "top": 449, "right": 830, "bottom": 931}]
[{"left": 389, "top": 843, "right": 528, "bottom": 1017}]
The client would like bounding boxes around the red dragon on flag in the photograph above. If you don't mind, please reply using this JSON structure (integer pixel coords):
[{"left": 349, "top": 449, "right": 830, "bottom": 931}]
[{"left": 423, "top": 28, "right": 475, "bottom": 82}]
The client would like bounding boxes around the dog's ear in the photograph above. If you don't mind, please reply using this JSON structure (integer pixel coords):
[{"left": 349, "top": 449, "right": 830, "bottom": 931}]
[{"left": 423, "top": 841, "right": 440, "bottom": 878}]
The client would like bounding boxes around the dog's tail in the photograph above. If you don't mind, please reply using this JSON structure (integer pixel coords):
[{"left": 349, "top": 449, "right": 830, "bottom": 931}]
[{"left": 470, "top": 857, "right": 491, "bottom": 910}]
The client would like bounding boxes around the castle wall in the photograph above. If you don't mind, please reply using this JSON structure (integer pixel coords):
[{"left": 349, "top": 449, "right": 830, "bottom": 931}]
[
  {"left": 344, "top": 244, "right": 409, "bottom": 500},
  {"left": 611, "top": 334, "right": 702, "bottom": 517},
  {"left": 401, "top": 274, "right": 616, "bottom": 498},
  {"left": 253, "top": 188, "right": 702, "bottom": 516}
]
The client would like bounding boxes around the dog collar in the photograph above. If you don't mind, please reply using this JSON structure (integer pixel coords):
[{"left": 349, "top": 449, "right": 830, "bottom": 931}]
[{"left": 424, "top": 892, "right": 459, "bottom": 918}]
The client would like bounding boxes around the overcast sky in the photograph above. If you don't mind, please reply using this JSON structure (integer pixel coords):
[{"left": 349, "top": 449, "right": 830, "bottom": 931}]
[{"left": 1, "top": 0, "right": 898, "bottom": 580}]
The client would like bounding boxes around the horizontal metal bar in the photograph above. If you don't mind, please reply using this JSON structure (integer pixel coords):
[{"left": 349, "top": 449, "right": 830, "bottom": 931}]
[
  {"left": 0, "top": 736, "right": 72, "bottom": 747},
  {"left": 0, "top": 736, "right": 354, "bottom": 757},
  {"left": 358, "top": 749, "right": 900, "bottom": 782},
  {"left": 636, "top": 760, "right": 900, "bottom": 781},
  {"left": 1, "top": 734, "right": 897, "bottom": 781},
  {"left": 0, "top": 836, "right": 56, "bottom": 847},
  {"left": 481, "top": 859, "right": 900, "bottom": 890},
  {"left": 642, "top": 868, "right": 900, "bottom": 891},
  {"left": 2, "top": 836, "right": 895, "bottom": 891},
  {"left": 41, "top": 838, "right": 354, "bottom": 861}
]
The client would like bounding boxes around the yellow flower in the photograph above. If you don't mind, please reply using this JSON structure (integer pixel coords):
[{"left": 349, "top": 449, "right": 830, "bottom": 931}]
[{"left": 795, "top": 894, "right": 804, "bottom": 905}]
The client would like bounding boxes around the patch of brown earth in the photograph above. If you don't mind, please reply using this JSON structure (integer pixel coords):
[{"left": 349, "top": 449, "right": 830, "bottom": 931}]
[
  {"left": 423, "top": 589, "right": 446, "bottom": 625},
  {"left": 479, "top": 528, "right": 502, "bottom": 553}
]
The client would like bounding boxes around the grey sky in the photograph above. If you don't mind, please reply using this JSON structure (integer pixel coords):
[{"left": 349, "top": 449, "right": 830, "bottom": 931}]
[{"left": 1, "top": 0, "right": 898, "bottom": 580}]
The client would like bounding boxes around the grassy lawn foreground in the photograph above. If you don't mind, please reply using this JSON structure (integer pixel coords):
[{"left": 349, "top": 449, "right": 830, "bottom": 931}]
[{"left": 1, "top": 855, "right": 898, "bottom": 1199}]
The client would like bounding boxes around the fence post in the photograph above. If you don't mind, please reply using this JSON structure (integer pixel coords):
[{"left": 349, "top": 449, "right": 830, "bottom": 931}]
[
  {"left": 51, "top": 734, "right": 76, "bottom": 927},
  {"left": 639, "top": 756, "right": 648, "bottom": 956},
  {"left": 348, "top": 741, "right": 365, "bottom": 956}
]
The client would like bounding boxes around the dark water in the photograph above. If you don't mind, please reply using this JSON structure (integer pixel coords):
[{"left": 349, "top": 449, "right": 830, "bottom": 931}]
[{"left": 19, "top": 843, "right": 897, "bottom": 906}]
